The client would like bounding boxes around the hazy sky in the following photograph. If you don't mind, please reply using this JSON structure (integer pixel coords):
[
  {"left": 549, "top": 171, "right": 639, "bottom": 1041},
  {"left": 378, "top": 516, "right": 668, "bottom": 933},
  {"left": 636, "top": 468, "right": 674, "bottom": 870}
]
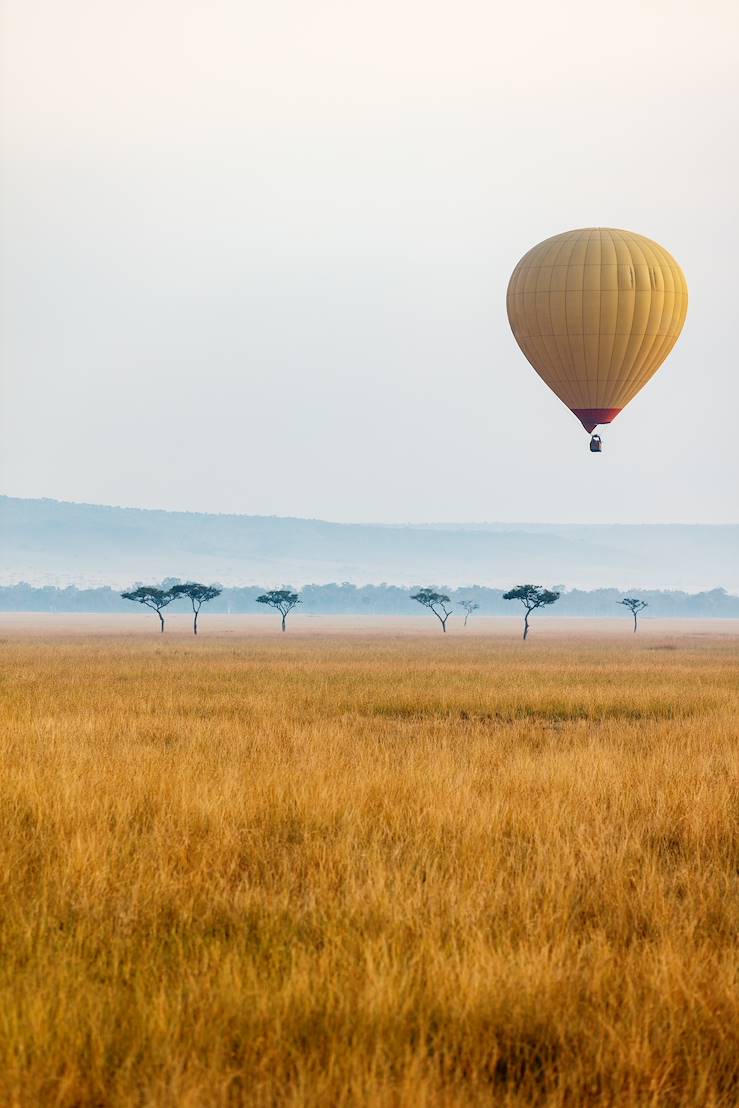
[{"left": 1, "top": 0, "right": 737, "bottom": 523}]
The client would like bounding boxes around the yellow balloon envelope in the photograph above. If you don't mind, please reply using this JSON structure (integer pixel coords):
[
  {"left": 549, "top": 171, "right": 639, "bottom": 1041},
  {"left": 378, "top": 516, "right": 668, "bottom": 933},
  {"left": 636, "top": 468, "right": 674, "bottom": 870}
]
[{"left": 506, "top": 228, "right": 688, "bottom": 432}]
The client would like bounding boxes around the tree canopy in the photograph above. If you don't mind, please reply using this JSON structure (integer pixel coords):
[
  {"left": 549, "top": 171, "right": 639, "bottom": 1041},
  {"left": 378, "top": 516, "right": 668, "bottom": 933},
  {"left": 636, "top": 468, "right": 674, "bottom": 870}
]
[
  {"left": 619, "top": 597, "right": 648, "bottom": 632},
  {"left": 410, "top": 588, "right": 453, "bottom": 632},
  {"left": 256, "top": 589, "right": 301, "bottom": 631},
  {"left": 169, "top": 582, "right": 222, "bottom": 634},
  {"left": 503, "top": 584, "right": 560, "bottom": 639},
  {"left": 120, "top": 586, "right": 176, "bottom": 632}
]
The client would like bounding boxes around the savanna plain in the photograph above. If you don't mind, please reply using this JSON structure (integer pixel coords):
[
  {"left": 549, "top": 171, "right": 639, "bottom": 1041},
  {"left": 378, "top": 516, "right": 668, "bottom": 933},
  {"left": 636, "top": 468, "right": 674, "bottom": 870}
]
[{"left": 1, "top": 616, "right": 737, "bottom": 1107}]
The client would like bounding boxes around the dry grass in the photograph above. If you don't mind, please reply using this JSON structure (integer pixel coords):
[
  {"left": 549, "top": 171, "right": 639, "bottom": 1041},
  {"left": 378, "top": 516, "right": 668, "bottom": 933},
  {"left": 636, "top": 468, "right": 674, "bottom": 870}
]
[{"left": 0, "top": 625, "right": 738, "bottom": 1106}]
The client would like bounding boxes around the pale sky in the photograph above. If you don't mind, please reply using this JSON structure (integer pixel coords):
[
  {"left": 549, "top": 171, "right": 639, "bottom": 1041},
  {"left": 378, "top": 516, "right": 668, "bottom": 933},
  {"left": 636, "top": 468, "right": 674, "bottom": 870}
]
[{"left": 1, "top": 0, "right": 737, "bottom": 523}]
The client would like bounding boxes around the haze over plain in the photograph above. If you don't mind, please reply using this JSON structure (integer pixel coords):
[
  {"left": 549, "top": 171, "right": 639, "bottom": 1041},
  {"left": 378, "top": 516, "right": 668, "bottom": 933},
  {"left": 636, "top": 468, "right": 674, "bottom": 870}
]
[
  {"left": 1, "top": 0, "right": 737, "bottom": 524},
  {"left": 4, "top": 496, "right": 739, "bottom": 592}
]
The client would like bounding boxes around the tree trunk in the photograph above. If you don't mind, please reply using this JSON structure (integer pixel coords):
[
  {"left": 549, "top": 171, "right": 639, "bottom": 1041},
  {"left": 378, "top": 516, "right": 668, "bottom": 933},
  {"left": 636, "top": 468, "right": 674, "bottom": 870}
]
[
  {"left": 194, "top": 608, "right": 199, "bottom": 635},
  {"left": 633, "top": 612, "right": 637, "bottom": 633},
  {"left": 158, "top": 611, "right": 165, "bottom": 633},
  {"left": 523, "top": 613, "right": 529, "bottom": 640},
  {"left": 282, "top": 615, "right": 286, "bottom": 632},
  {"left": 464, "top": 613, "right": 469, "bottom": 626},
  {"left": 441, "top": 618, "right": 447, "bottom": 632}
]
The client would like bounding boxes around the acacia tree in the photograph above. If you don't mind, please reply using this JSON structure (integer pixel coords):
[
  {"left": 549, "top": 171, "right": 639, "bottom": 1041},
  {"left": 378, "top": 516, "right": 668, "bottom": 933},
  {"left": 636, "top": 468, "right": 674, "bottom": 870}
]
[
  {"left": 120, "top": 585, "right": 176, "bottom": 633},
  {"left": 410, "top": 588, "right": 453, "bottom": 632},
  {"left": 169, "top": 582, "right": 222, "bottom": 635},
  {"left": 256, "top": 589, "right": 301, "bottom": 631},
  {"left": 503, "top": 584, "right": 560, "bottom": 640},
  {"left": 620, "top": 597, "right": 648, "bottom": 633},
  {"left": 459, "top": 599, "right": 480, "bottom": 627}
]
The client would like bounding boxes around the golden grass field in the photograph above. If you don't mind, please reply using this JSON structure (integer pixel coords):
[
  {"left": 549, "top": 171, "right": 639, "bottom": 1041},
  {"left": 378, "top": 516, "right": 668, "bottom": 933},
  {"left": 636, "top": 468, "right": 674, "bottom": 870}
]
[{"left": 1, "top": 616, "right": 738, "bottom": 1106}]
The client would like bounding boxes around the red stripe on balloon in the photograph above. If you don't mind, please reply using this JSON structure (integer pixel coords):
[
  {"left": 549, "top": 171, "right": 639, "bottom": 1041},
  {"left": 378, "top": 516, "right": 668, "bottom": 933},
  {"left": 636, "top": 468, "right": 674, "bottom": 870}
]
[{"left": 570, "top": 408, "right": 622, "bottom": 433}]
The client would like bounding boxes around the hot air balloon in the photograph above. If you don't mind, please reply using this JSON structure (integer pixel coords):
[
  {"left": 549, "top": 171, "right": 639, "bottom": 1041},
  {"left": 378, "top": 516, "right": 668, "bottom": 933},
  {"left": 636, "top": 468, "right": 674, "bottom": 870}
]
[{"left": 506, "top": 228, "right": 688, "bottom": 450}]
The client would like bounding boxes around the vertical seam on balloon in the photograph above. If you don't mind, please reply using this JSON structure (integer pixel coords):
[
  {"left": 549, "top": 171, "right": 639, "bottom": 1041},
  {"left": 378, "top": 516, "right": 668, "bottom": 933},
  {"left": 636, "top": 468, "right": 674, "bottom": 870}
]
[
  {"left": 525, "top": 231, "right": 571, "bottom": 405},
  {"left": 588, "top": 227, "right": 601, "bottom": 407},
  {"left": 594, "top": 228, "right": 603, "bottom": 408},
  {"left": 505, "top": 266, "right": 520, "bottom": 336},
  {"left": 548, "top": 232, "right": 579, "bottom": 405},
  {"left": 542, "top": 230, "right": 584, "bottom": 407},
  {"left": 625, "top": 256, "right": 687, "bottom": 403},
  {"left": 620, "top": 237, "right": 670, "bottom": 404},
  {"left": 627, "top": 273, "right": 686, "bottom": 398},
  {"left": 605, "top": 229, "right": 619, "bottom": 402},
  {"left": 572, "top": 230, "right": 591, "bottom": 409},
  {"left": 533, "top": 255, "right": 568, "bottom": 388},
  {"left": 521, "top": 335, "right": 569, "bottom": 407},
  {"left": 608, "top": 232, "right": 638, "bottom": 406},
  {"left": 636, "top": 244, "right": 680, "bottom": 391},
  {"left": 624, "top": 237, "right": 663, "bottom": 399},
  {"left": 577, "top": 228, "right": 591, "bottom": 407},
  {"left": 603, "top": 229, "right": 619, "bottom": 399},
  {"left": 583, "top": 230, "right": 595, "bottom": 407},
  {"left": 595, "top": 228, "right": 604, "bottom": 405},
  {"left": 627, "top": 332, "right": 680, "bottom": 402},
  {"left": 613, "top": 232, "right": 651, "bottom": 406}
]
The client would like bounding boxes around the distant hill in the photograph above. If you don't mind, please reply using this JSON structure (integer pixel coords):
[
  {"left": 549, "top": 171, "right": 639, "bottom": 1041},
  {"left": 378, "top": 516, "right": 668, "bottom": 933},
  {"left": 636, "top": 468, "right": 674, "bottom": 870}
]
[{"left": 1, "top": 496, "right": 738, "bottom": 591}]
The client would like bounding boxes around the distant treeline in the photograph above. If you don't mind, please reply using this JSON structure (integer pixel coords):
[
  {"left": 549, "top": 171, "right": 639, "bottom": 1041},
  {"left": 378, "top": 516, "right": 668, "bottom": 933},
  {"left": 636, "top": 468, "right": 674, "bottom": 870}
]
[{"left": 2, "top": 582, "right": 739, "bottom": 618}]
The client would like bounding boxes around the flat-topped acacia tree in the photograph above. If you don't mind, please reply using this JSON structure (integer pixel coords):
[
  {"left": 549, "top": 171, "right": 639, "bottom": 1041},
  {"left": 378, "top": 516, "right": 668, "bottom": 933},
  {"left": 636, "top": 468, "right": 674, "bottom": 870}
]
[
  {"left": 120, "top": 586, "right": 176, "bottom": 633},
  {"left": 169, "top": 582, "right": 222, "bottom": 635},
  {"left": 619, "top": 597, "right": 648, "bottom": 633},
  {"left": 256, "top": 589, "right": 301, "bottom": 631},
  {"left": 410, "top": 588, "right": 453, "bottom": 632},
  {"left": 503, "top": 584, "right": 560, "bottom": 640}
]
